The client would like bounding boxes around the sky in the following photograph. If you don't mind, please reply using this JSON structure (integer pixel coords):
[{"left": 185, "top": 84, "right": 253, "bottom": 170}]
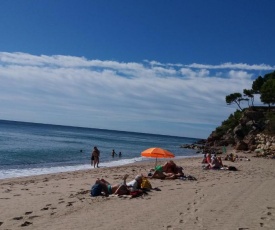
[{"left": 0, "top": 0, "right": 275, "bottom": 139}]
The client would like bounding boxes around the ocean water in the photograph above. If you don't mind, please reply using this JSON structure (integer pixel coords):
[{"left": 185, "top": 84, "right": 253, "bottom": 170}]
[{"left": 0, "top": 120, "right": 200, "bottom": 179}]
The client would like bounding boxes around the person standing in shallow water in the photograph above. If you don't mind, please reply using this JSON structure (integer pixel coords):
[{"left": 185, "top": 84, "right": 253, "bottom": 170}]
[
  {"left": 111, "top": 149, "right": 117, "bottom": 157},
  {"left": 92, "top": 146, "right": 100, "bottom": 168}
]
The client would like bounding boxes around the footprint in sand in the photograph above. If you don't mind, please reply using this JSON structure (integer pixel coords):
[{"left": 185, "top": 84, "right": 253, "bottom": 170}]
[
  {"left": 21, "top": 221, "right": 32, "bottom": 227},
  {"left": 28, "top": 215, "right": 40, "bottom": 220},
  {"left": 0, "top": 222, "right": 3, "bottom": 226},
  {"left": 41, "top": 207, "right": 49, "bottom": 211},
  {"left": 13, "top": 216, "right": 23, "bottom": 220},
  {"left": 25, "top": 211, "right": 33, "bottom": 215},
  {"left": 66, "top": 202, "right": 75, "bottom": 207}
]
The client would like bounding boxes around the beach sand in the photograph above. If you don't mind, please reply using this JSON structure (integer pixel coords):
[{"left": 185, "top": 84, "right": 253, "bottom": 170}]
[{"left": 1, "top": 152, "right": 275, "bottom": 230}]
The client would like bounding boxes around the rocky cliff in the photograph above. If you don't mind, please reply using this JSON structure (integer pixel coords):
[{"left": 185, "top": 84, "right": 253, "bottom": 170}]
[{"left": 206, "top": 106, "right": 275, "bottom": 158}]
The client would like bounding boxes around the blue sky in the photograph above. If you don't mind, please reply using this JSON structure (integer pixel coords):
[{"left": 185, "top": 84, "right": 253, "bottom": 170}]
[{"left": 0, "top": 0, "right": 275, "bottom": 138}]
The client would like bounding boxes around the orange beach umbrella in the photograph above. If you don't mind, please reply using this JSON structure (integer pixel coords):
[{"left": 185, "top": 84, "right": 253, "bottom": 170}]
[{"left": 141, "top": 147, "right": 175, "bottom": 166}]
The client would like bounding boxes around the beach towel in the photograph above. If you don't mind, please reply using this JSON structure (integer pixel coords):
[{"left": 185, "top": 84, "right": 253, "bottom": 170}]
[{"left": 130, "top": 190, "right": 143, "bottom": 198}]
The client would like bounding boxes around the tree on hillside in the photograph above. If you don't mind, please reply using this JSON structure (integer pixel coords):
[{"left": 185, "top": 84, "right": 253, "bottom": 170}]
[
  {"left": 225, "top": 93, "right": 244, "bottom": 111},
  {"left": 263, "top": 71, "right": 275, "bottom": 81},
  {"left": 243, "top": 89, "right": 254, "bottom": 106},
  {"left": 252, "top": 71, "right": 275, "bottom": 94},
  {"left": 252, "top": 76, "right": 265, "bottom": 93},
  {"left": 260, "top": 79, "right": 275, "bottom": 108}
]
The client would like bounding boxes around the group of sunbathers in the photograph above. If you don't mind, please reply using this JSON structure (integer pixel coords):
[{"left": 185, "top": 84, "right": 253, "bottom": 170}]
[
  {"left": 202, "top": 152, "right": 240, "bottom": 171},
  {"left": 224, "top": 153, "right": 250, "bottom": 162},
  {"left": 202, "top": 153, "right": 224, "bottom": 169},
  {"left": 91, "top": 174, "right": 143, "bottom": 197},
  {"left": 148, "top": 160, "right": 184, "bottom": 179},
  {"left": 91, "top": 160, "right": 186, "bottom": 197}
]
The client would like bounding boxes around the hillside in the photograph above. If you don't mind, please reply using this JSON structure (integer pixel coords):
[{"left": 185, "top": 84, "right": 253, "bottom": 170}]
[{"left": 206, "top": 106, "right": 275, "bottom": 158}]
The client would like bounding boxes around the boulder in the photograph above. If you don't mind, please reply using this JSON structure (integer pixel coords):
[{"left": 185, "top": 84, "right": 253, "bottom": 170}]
[{"left": 235, "top": 141, "right": 248, "bottom": 151}]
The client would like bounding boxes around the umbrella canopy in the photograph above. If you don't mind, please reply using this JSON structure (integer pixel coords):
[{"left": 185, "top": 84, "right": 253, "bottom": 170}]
[{"left": 141, "top": 147, "right": 175, "bottom": 158}]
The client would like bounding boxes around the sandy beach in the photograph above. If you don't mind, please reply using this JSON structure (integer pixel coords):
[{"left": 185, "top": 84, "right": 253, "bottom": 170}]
[{"left": 1, "top": 151, "right": 275, "bottom": 230}]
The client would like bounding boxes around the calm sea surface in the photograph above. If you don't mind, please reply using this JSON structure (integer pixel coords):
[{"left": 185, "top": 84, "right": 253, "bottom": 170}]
[{"left": 0, "top": 120, "right": 200, "bottom": 179}]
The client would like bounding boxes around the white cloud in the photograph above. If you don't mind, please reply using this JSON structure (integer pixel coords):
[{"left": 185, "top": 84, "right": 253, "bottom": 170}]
[
  {"left": 185, "top": 62, "right": 275, "bottom": 70},
  {"left": 0, "top": 52, "right": 272, "bottom": 138}
]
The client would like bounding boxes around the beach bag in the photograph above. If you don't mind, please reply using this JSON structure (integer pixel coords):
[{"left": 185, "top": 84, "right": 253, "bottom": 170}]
[
  {"left": 141, "top": 177, "right": 152, "bottom": 189},
  {"left": 91, "top": 184, "right": 102, "bottom": 197}
]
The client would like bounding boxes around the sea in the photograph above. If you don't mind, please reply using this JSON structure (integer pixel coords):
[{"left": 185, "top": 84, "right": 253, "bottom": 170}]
[{"left": 0, "top": 120, "right": 201, "bottom": 180}]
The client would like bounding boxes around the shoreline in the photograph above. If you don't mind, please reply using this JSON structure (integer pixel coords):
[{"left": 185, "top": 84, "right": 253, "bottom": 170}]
[
  {"left": 0, "top": 154, "right": 201, "bottom": 180},
  {"left": 1, "top": 152, "right": 275, "bottom": 229}
]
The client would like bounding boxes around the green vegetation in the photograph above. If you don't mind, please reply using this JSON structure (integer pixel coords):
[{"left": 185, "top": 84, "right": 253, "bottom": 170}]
[
  {"left": 243, "top": 89, "right": 254, "bottom": 106},
  {"left": 220, "top": 71, "right": 275, "bottom": 138},
  {"left": 260, "top": 79, "right": 275, "bottom": 108},
  {"left": 225, "top": 93, "right": 243, "bottom": 111},
  {"left": 215, "top": 110, "right": 242, "bottom": 137},
  {"left": 225, "top": 70, "right": 275, "bottom": 110},
  {"left": 265, "top": 112, "right": 275, "bottom": 135}
]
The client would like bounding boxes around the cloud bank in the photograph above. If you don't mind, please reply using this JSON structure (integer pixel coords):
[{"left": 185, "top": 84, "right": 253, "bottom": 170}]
[{"left": 0, "top": 52, "right": 272, "bottom": 138}]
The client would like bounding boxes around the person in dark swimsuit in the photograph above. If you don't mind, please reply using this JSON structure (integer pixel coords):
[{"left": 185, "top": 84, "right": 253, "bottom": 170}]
[{"left": 91, "top": 146, "right": 100, "bottom": 168}]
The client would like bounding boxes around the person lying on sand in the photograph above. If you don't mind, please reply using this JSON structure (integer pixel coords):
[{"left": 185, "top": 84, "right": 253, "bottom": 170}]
[
  {"left": 175, "top": 166, "right": 184, "bottom": 177},
  {"left": 225, "top": 153, "right": 237, "bottom": 162},
  {"left": 149, "top": 161, "right": 184, "bottom": 179},
  {"left": 91, "top": 174, "right": 130, "bottom": 197}
]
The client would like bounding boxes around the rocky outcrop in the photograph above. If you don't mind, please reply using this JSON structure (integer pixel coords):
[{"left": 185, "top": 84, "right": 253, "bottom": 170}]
[
  {"left": 205, "top": 106, "right": 275, "bottom": 158},
  {"left": 254, "top": 133, "right": 275, "bottom": 158}
]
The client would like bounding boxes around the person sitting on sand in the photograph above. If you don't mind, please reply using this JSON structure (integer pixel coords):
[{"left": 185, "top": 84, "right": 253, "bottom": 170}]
[
  {"left": 202, "top": 153, "right": 207, "bottom": 163},
  {"left": 203, "top": 155, "right": 223, "bottom": 170},
  {"left": 154, "top": 160, "right": 177, "bottom": 173},
  {"left": 217, "top": 156, "right": 224, "bottom": 167},
  {"left": 206, "top": 153, "right": 212, "bottom": 164},
  {"left": 225, "top": 153, "right": 237, "bottom": 162},
  {"left": 91, "top": 175, "right": 130, "bottom": 197},
  {"left": 126, "top": 175, "right": 143, "bottom": 192}
]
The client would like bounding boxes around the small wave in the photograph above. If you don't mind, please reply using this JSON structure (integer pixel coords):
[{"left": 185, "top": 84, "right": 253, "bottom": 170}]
[
  {"left": 0, "top": 157, "right": 145, "bottom": 179},
  {"left": 0, "top": 155, "right": 200, "bottom": 180}
]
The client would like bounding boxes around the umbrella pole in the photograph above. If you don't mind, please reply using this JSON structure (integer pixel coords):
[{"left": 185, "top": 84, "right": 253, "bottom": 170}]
[{"left": 155, "top": 158, "right": 157, "bottom": 168}]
